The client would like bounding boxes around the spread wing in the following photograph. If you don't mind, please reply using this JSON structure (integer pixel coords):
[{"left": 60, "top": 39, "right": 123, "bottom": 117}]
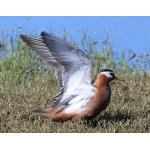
[
  {"left": 20, "top": 32, "right": 94, "bottom": 110},
  {"left": 20, "top": 35, "right": 64, "bottom": 88}
]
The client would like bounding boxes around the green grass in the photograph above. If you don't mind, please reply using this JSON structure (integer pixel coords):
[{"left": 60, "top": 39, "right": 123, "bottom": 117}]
[{"left": 0, "top": 29, "right": 150, "bottom": 132}]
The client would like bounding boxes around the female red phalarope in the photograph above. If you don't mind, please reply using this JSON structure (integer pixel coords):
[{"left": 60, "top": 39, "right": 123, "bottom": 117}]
[{"left": 20, "top": 32, "right": 124, "bottom": 122}]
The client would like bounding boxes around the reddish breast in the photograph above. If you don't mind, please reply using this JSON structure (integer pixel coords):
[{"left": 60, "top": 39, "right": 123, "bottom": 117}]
[{"left": 82, "top": 74, "right": 112, "bottom": 119}]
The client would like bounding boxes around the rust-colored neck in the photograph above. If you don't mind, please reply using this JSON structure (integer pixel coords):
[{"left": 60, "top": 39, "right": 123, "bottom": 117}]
[{"left": 93, "top": 74, "right": 111, "bottom": 88}]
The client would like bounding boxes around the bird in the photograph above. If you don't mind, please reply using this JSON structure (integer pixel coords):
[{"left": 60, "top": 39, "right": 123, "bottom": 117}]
[{"left": 20, "top": 32, "right": 124, "bottom": 122}]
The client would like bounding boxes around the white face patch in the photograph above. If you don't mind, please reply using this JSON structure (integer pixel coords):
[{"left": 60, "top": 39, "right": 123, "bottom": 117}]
[{"left": 99, "top": 71, "right": 114, "bottom": 78}]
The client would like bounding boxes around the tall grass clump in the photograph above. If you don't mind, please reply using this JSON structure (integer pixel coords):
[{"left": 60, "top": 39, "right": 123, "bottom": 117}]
[{"left": 0, "top": 28, "right": 150, "bottom": 133}]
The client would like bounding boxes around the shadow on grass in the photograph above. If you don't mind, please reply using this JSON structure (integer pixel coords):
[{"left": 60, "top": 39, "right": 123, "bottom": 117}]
[{"left": 85, "top": 110, "right": 133, "bottom": 127}]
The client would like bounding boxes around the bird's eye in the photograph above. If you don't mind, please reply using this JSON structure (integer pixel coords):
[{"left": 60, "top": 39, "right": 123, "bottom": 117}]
[{"left": 110, "top": 73, "right": 115, "bottom": 78}]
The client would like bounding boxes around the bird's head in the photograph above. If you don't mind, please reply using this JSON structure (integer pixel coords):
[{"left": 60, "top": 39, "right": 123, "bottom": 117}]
[
  {"left": 93, "top": 69, "right": 124, "bottom": 88},
  {"left": 99, "top": 69, "right": 124, "bottom": 81}
]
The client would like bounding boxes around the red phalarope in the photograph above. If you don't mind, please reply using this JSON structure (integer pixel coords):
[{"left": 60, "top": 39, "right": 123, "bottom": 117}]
[{"left": 20, "top": 32, "right": 124, "bottom": 122}]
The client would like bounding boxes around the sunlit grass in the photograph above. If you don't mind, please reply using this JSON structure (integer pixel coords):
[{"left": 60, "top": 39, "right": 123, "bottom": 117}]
[{"left": 0, "top": 29, "right": 150, "bottom": 132}]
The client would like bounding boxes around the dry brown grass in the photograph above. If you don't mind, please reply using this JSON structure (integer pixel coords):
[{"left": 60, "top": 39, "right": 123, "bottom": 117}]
[{"left": 1, "top": 72, "right": 150, "bottom": 133}]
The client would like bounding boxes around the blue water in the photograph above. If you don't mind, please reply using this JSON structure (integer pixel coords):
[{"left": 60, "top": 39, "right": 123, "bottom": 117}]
[{"left": 0, "top": 16, "right": 150, "bottom": 55}]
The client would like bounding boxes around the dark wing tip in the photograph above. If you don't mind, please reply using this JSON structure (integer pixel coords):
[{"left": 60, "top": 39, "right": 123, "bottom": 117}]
[
  {"left": 20, "top": 34, "right": 29, "bottom": 43},
  {"left": 32, "top": 109, "right": 47, "bottom": 114},
  {"left": 20, "top": 34, "right": 30, "bottom": 42},
  {"left": 40, "top": 31, "right": 46, "bottom": 36},
  {"left": 20, "top": 34, "right": 26, "bottom": 39},
  {"left": 40, "top": 31, "right": 50, "bottom": 38},
  {"left": 32, "top": 108, "right": 53, "bottom": 115},
  {"left": 32, "top": 110, "right": 49, "bottom": 116}
]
